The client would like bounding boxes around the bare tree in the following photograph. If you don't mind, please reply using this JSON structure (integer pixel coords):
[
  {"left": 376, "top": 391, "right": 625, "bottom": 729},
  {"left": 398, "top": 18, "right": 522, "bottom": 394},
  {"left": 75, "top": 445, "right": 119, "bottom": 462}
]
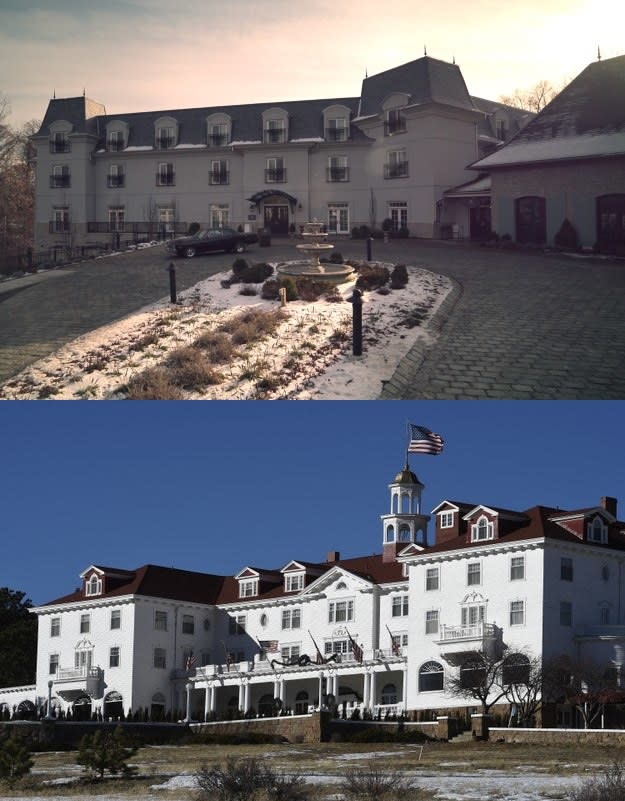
[
  {"left": 446, "top": 651, "right": 508, "bottom": 716},
  {"left": 499, "top": 80, "right": 558, "bottom": 113},
  {"left": 500, "top": 652, "right": 548, "bottom": 726},
  {"left": 557, "top": 657, "right": 624, "bottom": 729}
]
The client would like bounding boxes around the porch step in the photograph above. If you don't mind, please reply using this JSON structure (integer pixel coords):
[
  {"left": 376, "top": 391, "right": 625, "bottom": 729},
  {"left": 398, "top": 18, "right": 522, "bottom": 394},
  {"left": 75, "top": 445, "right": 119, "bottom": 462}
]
[{"left": 449, "top": 730, "right": 475, "bottom": 743}]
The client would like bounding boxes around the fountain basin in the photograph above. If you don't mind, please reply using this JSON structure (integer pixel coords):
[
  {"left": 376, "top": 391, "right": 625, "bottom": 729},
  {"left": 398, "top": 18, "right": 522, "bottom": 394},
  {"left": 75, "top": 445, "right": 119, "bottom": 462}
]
[{"left": 276, "top": 259, "right": 355, "bottom": 284}]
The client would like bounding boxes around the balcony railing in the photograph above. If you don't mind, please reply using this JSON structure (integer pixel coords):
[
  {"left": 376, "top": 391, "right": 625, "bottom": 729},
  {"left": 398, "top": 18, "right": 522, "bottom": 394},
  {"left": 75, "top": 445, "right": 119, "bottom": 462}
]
[
  {"left": 156, "top": 172, "right": 175, "bottom": 186},
  {"left": 49, "top": 175, "right": 71, "bottom": 188},
  {"left": 50, "top": 140, "right": 71, "bottom": 153},
  {"left": 156, "top": 137, "right": 175, "bottom": 149},
  {"left": 49, "top": 221, "right": 70, "bottom": 233},
  {"left": 56, "top": 666, "right": 102, "bottom": 681},
  {"left": 326, "top": 167, "right": 349, "bottom": 182},
  {"left": 264, "top": 129, "right": 287, "bottom": 144},
  {"left": 384, "top": 118, "right": 407, "bottom": 136},
  {"left": 437, "top": 622, "right": 497, "bottom": 642},
  {"left": 325, "top": 127, "right": 348, "bottom": 141},
  {"left": 86, "top": 220, "right": 188, "bottom": 236},
  {"left": 209, "top": 170, "right": 230, "bottom": 185},
  {"left": 265, "top": 168, "right": 287, "bottom": 183},
  {"left": 107, "top": 139, "right": 125, "bottom": 151},
  {"left": 384, "top": 162, "right": 409, "bottom": 179},
  {"left": 107, "top": 175, "right": 125, "bottom": 187},
  {"left": 208, "top": 133, "right": 229, "bottom": 147}
]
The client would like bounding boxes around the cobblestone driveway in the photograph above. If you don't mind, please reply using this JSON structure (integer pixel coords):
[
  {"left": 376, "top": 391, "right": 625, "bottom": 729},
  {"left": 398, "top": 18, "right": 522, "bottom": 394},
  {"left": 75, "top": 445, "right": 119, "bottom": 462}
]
[{"left": 1, "top": 239, "right": 624, "bottom": 398}]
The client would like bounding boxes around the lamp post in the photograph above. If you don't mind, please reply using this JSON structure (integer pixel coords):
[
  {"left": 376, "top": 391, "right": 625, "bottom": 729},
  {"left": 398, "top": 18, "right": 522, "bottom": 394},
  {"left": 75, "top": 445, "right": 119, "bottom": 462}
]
[{"left": 184, "top": 682, "right": 193, "bottom": 724}]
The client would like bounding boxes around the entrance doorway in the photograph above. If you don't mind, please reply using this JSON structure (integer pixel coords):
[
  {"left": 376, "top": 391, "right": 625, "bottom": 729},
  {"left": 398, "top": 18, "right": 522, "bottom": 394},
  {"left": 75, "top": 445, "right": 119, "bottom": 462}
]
[
  {"left": 264, "top": 205, "right": 289, "bottom": 235},
  {"left": 469, "top": 203, "right": 491, "bottom": 241}
]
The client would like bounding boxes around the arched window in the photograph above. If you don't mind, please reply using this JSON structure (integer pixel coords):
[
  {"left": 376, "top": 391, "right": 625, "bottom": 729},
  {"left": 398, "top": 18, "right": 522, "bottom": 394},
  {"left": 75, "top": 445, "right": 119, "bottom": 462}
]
[
  {"left": 103, "top": 691, "right": 123, "bottom": 720},
  {"left": 386, "top": 525, "right": 395, "bottom": 543},
  {"left": 72, "top": 695, "right": 92, "bottom": 721},
  {"left": 398, "top": 525, "right": 411, "bottom": 542},
  {"left": 418, "top": 661, "right": 444, "bottom": 692},
  {"left": 502, "top": 653, "right": 530, "bottom": 686},
  {"left": 381, "top": 683, "right": 397, "bottom": 704},
  {"left": 258, "top": 694, "right": 275, "bottom": 717},
  {"left": 401, "top": 494, "right": 411, "bottom": 514},
  {"left": 16, "top": 700, "right": 36, "bottom": 720},
  {"left": 151, "top": 692, "right": 166, "bottom": 721},
  {"left": 295, "top": 690, "right": 309, "bottom": 715},
  {"left": 392, "top": 493, "right": 399, "bottom": 514},
  {"left": 471, "top": 516, "right": 493, "bottom": 542},
  {"left": 86, "top": 575, "right": 102, "bottom": 596}
]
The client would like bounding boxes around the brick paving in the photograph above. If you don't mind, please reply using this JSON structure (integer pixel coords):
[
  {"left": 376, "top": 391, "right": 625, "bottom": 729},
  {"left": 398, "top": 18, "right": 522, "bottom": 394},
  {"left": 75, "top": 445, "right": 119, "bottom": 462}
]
[{"left": 1, "top": 238, "right": 624, "bottom": 398}]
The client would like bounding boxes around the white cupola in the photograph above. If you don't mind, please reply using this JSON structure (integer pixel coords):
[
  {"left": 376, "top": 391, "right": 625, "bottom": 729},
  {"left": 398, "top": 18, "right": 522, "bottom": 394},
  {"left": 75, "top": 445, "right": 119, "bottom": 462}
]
[{"left": 380, "top": 463, "right": 429, "bottom": 561}]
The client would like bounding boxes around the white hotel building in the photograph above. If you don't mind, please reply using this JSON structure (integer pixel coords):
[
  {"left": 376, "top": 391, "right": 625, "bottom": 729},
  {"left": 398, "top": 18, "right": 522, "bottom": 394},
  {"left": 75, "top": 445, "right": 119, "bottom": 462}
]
[{"left": 1, "top": 464, "right": 622, "bottom": 724}]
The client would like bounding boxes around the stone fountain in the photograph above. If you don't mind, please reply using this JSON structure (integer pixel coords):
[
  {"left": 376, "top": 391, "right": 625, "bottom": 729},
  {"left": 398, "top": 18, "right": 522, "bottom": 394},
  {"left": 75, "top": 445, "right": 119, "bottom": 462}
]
[{"left": 276, "top": 220, "right": 354, "bottom": 284}]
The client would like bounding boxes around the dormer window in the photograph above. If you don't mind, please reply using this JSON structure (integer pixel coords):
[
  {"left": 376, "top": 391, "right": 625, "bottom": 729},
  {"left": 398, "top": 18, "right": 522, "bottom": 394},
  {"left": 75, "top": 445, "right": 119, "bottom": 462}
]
[
  {"left": 50, "top": 131, "right": 70, "bottom": 153},
  {"left": 239, "top": 578, "right": 258, "bottom": 598},
  {"left": 385, "top": 108, "right": 407, "bottom": 136},
  {"left": 108, "top": 130, "right": 125, "bottom": 151},
  {"left": 285, "top": 573, "right": 304, "bottom": 592},
  {"left": 154, "top": 117, "right": 178, "bottom": 149},
  {"left": 264, "top": 119, "right": 287, "bottom": 144},
  {"left": 326, "top": 118, "right": 348, "bottom": 141},
  {"left": 440, "top": 511, "right": 454, "bottom": 528},
  {"left": 471, "top": 515, "right": 494, "bottom": 542},
  {"left": 588, "top": 517, "right": 608, "bottom": 544},
  {"left": 85, "top": 575, "right": 102, "bottom": 596},
  {"left": 208, "top": 123, "right": 229, "bottom": 147}
]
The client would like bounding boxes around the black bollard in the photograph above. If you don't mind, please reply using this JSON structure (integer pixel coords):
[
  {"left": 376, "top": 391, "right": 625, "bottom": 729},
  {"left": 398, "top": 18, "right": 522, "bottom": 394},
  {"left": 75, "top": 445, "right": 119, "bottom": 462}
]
[
  {"left": 366, "top": 236, "right": 372, "bottom": 262},
  {"left": 167, "top": 261, "right": 177, "bottom": 303},
  {"left": 350, "top": 288, "right": 363, "bottom": 356}
]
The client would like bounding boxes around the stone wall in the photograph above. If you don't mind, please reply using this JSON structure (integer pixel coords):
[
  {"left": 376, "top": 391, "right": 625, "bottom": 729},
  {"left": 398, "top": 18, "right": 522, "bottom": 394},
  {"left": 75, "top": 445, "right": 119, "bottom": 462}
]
[
  {"left": 193, "top": 712, "right": 327, "bottom": 743},
  {"left": 0, "top": 720, "right": 188, "bottom": 749},
  {"left": 490, "top": 727, "right": 625, "bottom": 745}
]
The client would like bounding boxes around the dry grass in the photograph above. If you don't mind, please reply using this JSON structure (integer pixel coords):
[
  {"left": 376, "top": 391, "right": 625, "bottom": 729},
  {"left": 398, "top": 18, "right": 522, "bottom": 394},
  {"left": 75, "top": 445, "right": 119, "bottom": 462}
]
[
  {"left": 124, "top": 367, "right": 184, "bottom": 400},
  {"left": 165, "top": 347, "right": 223, "bottom": 390},
  {"left": 193, "top": 331, "right": 238, "bottom": 364}
]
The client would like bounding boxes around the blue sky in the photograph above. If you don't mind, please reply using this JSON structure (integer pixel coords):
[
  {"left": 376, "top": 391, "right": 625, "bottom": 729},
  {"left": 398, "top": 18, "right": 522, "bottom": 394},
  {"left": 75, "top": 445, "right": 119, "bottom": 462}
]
[
  {"left": 2, "top": 0, "right": 624, "bottom": 127},
  {"left": 1, "top": 401, "right": 623, "bottom": 607}
]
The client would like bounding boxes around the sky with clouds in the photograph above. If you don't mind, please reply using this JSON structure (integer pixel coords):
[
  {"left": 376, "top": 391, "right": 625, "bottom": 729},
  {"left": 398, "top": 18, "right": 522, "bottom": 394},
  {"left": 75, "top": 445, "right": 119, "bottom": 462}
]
[{"left": 1, "top": 0, "right": 623, "bottom": 127}]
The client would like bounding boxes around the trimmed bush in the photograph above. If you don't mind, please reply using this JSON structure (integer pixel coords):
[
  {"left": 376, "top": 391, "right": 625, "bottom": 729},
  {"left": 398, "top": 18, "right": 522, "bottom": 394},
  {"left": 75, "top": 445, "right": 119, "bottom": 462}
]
[
  {"left": 329, "top": 251, "right": 344, "bottom": 263},
  {"left": 232, "top": 257, "right": 249, "bottom": 277},
  {"left": 554, "top": 218, "right": 580, "bottom": 251},
  {"left": 397, "top": 225, "right": 409, "bottom": 238},
  {"left": 382, "top": 217, "right": 393, "bottom": 232},
  {"left": 390, "top": 263, "right": 409, "bottom": 289},
  {"left": 241, "top": 262, "right": 273, "bottom": 283},
  {"left": 261, "top": 278, "right": 280, "bottom": 300},
  {"left": 355, "top": 263, "right": 390, "bottom": 291},
  {"left": 279, "top": 276, "right": 298, "bottom": 301}
]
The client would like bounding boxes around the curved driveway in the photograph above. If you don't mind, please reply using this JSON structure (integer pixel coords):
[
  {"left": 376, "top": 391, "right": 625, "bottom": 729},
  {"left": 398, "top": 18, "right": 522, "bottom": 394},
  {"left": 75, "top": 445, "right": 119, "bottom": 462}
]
[{"left": 1, "top": 239, "right": 624, "bottom": 399}]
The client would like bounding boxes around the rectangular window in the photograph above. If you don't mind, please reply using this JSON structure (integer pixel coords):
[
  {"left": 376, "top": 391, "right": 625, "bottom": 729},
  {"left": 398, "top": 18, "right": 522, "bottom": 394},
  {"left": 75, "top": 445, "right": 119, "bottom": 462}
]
[
  {"left": 80, "top": 614, "right": 90, "bottom": 634},
  {"left": 51, "top": 207, "right": 70, "bottom": 233},
  {"left": 326, "top": 118, "right": 348, "bottom": 141},
  {"left": 510, "top": 556, "right": 525, "bottom": 581},
  {"left": 281, "top": 644, "right": 300, "bottom": 662},
  {"left": 50, "top": 164, "right": 70, "bottom": 188},
  {"left": 209, "top": 203, "right": 229, "bottom": 228},
  {"left": 461, "top": 604, "right": 485, "bottom": 626},
  {"left": 108, "top": 206, "right": 125, "bottom": 232},
  {"left": 425, "top": 567, "right": 439, "bottom": 591},
  {"left": 107, "top": 164, "right": 125, "bottom": 188},
  {"left": 108, "top": 130, "right": 124, "bottom": 151},
  {"left": 328, "top": 600, "right": 354, "bottom": 623},
  {"left": 388, "top": 201, "right": 408, "bottom": 231},
  {"left": 601, "top": 606, "right": 610, "bottom": 625},
  {"left": 228, "top": 614, "right": 246, "bottom": 635},
  {"left": 157, "top": 126, "right": 175, "bottom": 149},
  {"left": 49, "top": 653, "right": 59, "bottom": 674},
  {"left": 209, "top": 159, "right": 229, "bottom": 185},
  {"left": 264, "top": 120, "right": 286, "bottom": 143},
  {"left": 440, "top": 512, "right": 454, "bottom": 528},
  {"left": 265, "top": 157, "right": 286, "bottom": 183},
  {"left": 182, "top": 614, "right": 194, "bottom": 634},
  {"left": 156, "top": 163, "right": 175, "bottom": 186},
  {"left": 154, "top": 647, "right": 167, "bottom": 669},
  {"left": 425, "top": 609, "right": 439, "bottom": 635},
  {"left": 561, "top": 557, "right": 573, "bottom": 582},
  {"left": 391, "top": 633, "right": 409, "bottom": 653},
  {"left": 384, "top": 149, "right": 408, "bottom": 179},
  {"left": 324, "top": 639, "right": 350, "bottom": 656},
  {"left": 239, "top": 579, "right": 258, "bottom": 598},
  {"left": 50, "top": 617, "right": 60, "bottom": 637},
  {"left": 281, "top": 608, "right": 301, "bottom": 629},
  {"left": 110, "top": 610, "right": 121, "bottom": 630},
  {"left": 510, "top": 600, "right": 525, "bottom": 626},
  {"left": 328, "top": 203, "right": 350, "bottom": 234},
  {"left": 560, "top": 601, "right": 573, "bottom": 627},
  {"left": 285, "top": 573, "right": 304, "bottom": 592},
  {"left": 208, "top": 123, "right": 228, "bottom": 146},
  {"left": 50, "top": 132, "right": 70, "bottom": 153},
  {"left": 467, "top": 562, "right": 481, "bottom": 586},
  {"left": 154, "top": 610, "right": 168, "bottom": 631},
  {"left": 385, "top": 108, "right": 406, "bottom": 135},
  {"left": 392, "top": 595, "right": 409, "bottom": 616},
  {"left": 327, "top": 156, "right": 349, "bottom": 182},
  {"left": 109, "top": 646, "right": 120, "bottom": 668}
]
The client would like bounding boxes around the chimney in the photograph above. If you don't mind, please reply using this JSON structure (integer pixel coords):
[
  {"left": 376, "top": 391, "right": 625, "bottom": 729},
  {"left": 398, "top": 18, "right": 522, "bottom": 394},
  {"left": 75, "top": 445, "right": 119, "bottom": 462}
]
[
  {"left": 601, "top": 496, "right": 618, "bottom": 517},
  {"left": 326, "top": 550, "right": 340, "bottom": 563}
]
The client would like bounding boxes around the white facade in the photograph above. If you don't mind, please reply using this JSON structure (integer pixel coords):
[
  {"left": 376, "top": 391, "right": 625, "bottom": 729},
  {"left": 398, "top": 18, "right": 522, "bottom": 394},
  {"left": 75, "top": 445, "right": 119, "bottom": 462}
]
[{"left": 1, "top": 467, "right": 623, "bottom": 724}]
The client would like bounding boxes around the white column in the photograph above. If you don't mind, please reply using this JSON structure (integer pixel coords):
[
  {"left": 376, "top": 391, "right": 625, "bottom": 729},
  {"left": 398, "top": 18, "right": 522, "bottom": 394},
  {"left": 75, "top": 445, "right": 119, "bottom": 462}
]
[
  {"left": 204, "top": 685, "right": 211, "bottom": 720},
  {"left": 402, "top": 666, "right": 408, "bottom": 712},
  {"left": 318, "top": 673, "right": 324, "bottom": 708},
  {"left": 243, "top": 681, "right": 250, "bottom": 713},
  {"left": 369, "top": 671, "right": 377, "bottom": 711},
  {"left": 363, "top": 672, "right": 370, "bottom": 708},
  {"left": 279, "top": 678, "right": 285, "bottom": 705},
  {"left": 210, "top": 684, "right": 217, "bottom": 713},
  {"left": 238, "top": 682, "right": 245, "bottom": 711},
  {"left": 273, "top": 679, "right": 280, "bottom": 700},
  {"left": 184, "top": 682, "right": 192, "bottom": 723}
]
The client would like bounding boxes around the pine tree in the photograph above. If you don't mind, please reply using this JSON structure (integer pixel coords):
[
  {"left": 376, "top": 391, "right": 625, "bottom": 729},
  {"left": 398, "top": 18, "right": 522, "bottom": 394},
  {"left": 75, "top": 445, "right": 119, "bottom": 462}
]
[
  {"left": 0, "top": 737, "right": 33, "bottom": 784},
  {"left": 76, "top": 727, "right": 137, "bottom": 781}
]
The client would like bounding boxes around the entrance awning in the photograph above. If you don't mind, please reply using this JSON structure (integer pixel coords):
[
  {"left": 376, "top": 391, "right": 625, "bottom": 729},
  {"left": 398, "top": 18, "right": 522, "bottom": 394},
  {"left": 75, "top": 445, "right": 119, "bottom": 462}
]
[
  {"left": 247, "top": 190, "right": 298, "bottom": 210},
  {"left": 440, "top": 650, "right": 481, "bottom": 667}
]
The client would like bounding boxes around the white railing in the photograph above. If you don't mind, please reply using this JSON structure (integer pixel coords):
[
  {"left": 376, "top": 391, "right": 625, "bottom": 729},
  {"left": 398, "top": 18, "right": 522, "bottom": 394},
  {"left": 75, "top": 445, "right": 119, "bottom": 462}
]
[
  {"left": 55, "top": 666, "right": 102, "bottom": 681},
  {"left": 438, "top": 622, "right": 496, "bottom": 642}
]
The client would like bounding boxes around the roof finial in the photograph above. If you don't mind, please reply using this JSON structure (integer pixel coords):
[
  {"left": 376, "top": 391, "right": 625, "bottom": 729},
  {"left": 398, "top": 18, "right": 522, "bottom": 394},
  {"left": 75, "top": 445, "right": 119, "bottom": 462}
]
[
  {"left": 365, "top": 66, "right": 368, "bottom": 78},
  {"left": 53, "top": 89, "right": 56, "bottom": 99},
  {"left": 83, "top": 88, "right": 86, "bottom": 97},
  {"left": 453, "top": 54, "right": 456, "bottom": 65},
  {"left": 597, "top": 45, "right": 601, "bottom": 61},
  {"left": 424, "top": 44, "right": 427, "bottom": 56}
]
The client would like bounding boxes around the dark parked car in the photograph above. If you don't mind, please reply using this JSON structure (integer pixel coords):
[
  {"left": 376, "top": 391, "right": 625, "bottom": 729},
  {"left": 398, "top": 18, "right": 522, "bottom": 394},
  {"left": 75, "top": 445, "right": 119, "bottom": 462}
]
[{"left": 166, "top": 227, "right": 258, "bottom": 258}]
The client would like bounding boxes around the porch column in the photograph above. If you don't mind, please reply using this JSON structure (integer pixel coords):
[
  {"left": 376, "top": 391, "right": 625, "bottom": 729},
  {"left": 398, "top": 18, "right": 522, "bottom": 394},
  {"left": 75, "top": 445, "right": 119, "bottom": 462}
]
[
  {"left": 369, "top": 671, "right": 377, "bottom": 712},
  {"left": 402, "top": 666, "right": 408, "bottom": 712},
  {"left": 318, "top": 672, "right": 324, "bottom": 708},
  {"left": 204, "top": 685, "right": 211, "bottom": 720},
  {"left": 279, "top": 678, "right": 285, "bottom": 705},
  {"left": 184, "top": 682, "right": 192, "bottom": 723},
  {"left": 238, "top": 682, "right": 245, "bottom": 711},
  {"left": 363, "top": 672, "right": 370, "bottom": 708},
  {"left": 331, "top": 672, "right": 338, "bottom": 698},
  {"left": 243, "top": 680, "right": 250, "bottom": 713}
]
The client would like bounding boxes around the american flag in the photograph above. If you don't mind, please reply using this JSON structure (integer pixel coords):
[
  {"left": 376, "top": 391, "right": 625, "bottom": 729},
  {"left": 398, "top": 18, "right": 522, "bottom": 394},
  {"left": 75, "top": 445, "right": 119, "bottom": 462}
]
[
  {"left": 185, "top": 651, "right": 197, "bottom": 670},
  {"left": 407, "top": 424, "right": 444, "bottom": 455},
  {"left": 259, "top": 640, "right": 279, "bottom": 653},
  {"left": 346, "top": 629, "right": 363, "bottom": 663}
]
